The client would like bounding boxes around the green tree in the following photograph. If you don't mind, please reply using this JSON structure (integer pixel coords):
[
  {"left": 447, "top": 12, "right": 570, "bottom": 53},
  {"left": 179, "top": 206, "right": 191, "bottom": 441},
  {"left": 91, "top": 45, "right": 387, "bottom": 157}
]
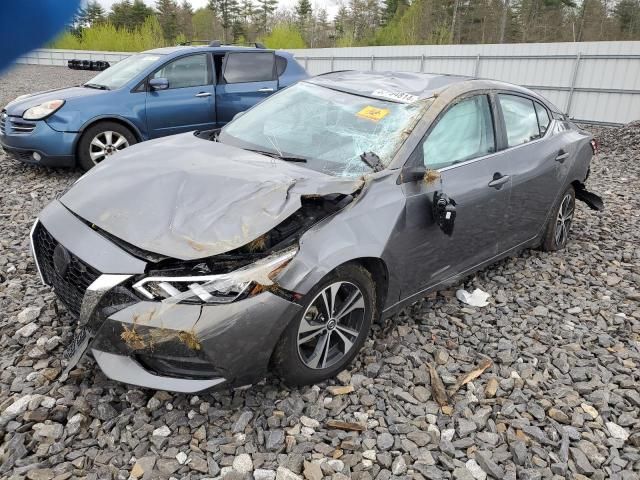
[
  {"left": 262, "top": 23, "right": 306, "bottom": 48},
  {"left": 83, "top": 0, "right": 106, "bottom": 26},
  {"left": 110, "top": 0, "right": 133, "bottom": 29},
  {"left": 178, "top": 0, "right": 195, "bottom": 39},
  {"left": 614, "top": 0, "right": 640, "bottom": 38},
  {"left": 255, "top": 0, "right": 278, "bottom": 34},
  {"left": 295, "top": 0, "right": 312, "bottom": 22},
  {"left": 131, "top": 0, "right": 155, "bottom": 27},
  {"left": 208, "top": 0, "right": 240, "bottom": 41},
  {"left": 156, "top": 0, "right": 179, "bottom": 42}
]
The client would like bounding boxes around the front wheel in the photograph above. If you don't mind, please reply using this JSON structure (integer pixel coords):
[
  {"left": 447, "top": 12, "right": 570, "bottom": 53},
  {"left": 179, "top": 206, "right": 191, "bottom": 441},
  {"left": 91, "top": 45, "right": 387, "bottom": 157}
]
[
  {"left": 273, "top": 264, "right": 376, "bottom": 386},
  {"left": 541, "top": 185, "right": 575, "bottom": 251},
  {"left": 77, "top": 121, "right": 137, "bottom": 171}
]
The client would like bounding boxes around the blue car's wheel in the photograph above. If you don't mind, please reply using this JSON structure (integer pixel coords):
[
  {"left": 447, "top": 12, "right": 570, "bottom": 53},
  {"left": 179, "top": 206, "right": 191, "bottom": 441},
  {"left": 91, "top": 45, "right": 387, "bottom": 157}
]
[{"left": 77, "top": 121, "right": 136, "bottom": 171}]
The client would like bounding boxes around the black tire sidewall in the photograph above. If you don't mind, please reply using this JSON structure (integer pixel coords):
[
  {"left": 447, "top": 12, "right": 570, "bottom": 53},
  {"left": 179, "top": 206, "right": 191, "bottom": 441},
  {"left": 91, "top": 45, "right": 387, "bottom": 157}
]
[
  {"left": 542, "top": 185, "right": 576, "bottom": 251},
  {"left": 77, "top": 121, "right": 137, "bottom": 171},
  {"left": 274, "top": 264, "right": 376, "bottom": 387}
]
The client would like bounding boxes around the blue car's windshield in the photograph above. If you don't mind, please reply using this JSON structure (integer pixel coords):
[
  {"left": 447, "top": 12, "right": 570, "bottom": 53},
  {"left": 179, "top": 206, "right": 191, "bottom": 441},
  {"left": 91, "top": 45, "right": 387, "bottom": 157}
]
[
  {"left": 85, "top": 53, "right": 164, "bottom": 90},
  {"left": 219, "top": 82, "right": 430, "bottom": 177}
]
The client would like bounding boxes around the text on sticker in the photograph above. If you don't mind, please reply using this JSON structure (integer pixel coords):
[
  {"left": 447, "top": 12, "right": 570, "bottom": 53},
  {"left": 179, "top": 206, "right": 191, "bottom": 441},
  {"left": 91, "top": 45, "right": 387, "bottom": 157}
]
[
  {"left": 371, "top": 89, "right": 419, "bottom": 103},
  {"left": 357, "top": 106, "right": 390, "bottom": 122}
]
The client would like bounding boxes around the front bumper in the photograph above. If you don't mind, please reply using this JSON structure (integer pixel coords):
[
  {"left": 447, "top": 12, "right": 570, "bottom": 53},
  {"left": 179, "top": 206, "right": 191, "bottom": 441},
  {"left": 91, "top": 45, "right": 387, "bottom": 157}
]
[
  {"left": 31, "top": 201, "right": 302, "bottom": 392},
  {"left": 0, "top": 114, "right": 76, "bottom": 167}
]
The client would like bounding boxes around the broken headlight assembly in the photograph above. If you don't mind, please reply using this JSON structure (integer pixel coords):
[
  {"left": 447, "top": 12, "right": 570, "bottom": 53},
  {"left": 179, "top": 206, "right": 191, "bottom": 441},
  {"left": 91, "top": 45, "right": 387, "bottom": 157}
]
[{"left": 132, "top": 247, "right": 298, "bottom": 304}]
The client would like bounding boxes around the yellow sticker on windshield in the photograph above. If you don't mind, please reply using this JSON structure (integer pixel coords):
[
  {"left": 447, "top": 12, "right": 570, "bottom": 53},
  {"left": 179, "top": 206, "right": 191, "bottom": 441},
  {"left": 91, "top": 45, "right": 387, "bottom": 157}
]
[{"left": 357, "top": 106, "right": 390, "bottom": 122}]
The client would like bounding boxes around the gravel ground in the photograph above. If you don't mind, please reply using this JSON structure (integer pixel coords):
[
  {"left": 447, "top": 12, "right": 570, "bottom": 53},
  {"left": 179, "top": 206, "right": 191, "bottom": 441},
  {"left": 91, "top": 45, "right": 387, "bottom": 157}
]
[{"left": 0, "top": 65, "right": 639, "bottom": 480}]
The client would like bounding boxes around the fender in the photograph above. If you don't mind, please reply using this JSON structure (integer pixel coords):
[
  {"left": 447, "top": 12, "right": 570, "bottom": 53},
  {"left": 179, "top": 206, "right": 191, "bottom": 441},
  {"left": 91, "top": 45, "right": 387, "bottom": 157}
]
[{"left": 72, "top": 114, "right": 147, "bottom": 154}]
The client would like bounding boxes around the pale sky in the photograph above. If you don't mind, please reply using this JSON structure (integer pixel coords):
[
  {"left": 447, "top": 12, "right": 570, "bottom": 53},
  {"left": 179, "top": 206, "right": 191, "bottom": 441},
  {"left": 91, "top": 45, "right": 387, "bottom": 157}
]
[{"left": 95, "top": 0, "right": 341, "bottom": 18}]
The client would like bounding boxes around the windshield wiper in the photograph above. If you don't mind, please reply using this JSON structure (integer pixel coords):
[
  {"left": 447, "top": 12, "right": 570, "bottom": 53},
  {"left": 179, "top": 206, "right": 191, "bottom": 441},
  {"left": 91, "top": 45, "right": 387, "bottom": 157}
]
[
  {"left": 84, "top": 83, "right": 109, "bottom": 90},
  {"left": 246, "top": 148, "right": 307, "bottom": 163},
  {"left": 359, "top": 151, "right": 384, "bottom": 172}
]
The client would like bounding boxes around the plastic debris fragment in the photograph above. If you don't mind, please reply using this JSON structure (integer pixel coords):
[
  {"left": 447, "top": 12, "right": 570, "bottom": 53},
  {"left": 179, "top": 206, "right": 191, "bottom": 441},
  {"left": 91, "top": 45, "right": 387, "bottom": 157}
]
[{"left": 456, "top": 288, "right": 491, "bottom": 307}]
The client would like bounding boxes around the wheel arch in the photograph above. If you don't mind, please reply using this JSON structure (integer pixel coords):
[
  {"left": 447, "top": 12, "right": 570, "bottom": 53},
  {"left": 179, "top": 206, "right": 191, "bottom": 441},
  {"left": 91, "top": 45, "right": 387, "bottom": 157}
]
[
  {"left": 349, "top": 257, "right": 389, "bottom": 323},
  {"left": 73, "top": 116, "right": 144, "bottom": 161}
]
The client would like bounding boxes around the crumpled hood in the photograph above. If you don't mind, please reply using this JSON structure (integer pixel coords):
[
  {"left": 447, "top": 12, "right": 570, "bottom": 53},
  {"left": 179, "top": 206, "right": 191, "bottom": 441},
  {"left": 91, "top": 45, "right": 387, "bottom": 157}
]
[
  {"left": 4, "top": 86, "right": 106, "bottom": 116},
  {"left": 60, "top": 133, "right": 363, "bottom": 260}
]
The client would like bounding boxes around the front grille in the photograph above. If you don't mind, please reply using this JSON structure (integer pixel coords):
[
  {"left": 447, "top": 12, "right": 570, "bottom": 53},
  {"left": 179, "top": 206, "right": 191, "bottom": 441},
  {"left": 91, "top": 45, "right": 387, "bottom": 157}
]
[
  {"left": 32, "top": 223, "right": 101, "bottom": 316},
  {"left": 0, "top": 113, "right": 36, "bottom": 135},
  {"left": 10, "top": 119, "right": 36, "bottom": 134}
]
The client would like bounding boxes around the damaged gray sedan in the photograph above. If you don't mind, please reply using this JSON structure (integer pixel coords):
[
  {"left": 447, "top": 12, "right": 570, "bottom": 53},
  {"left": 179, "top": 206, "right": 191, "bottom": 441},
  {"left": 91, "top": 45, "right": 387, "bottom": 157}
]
[{"left": 31, "top": 71, "right": 603, "bottom": 393}]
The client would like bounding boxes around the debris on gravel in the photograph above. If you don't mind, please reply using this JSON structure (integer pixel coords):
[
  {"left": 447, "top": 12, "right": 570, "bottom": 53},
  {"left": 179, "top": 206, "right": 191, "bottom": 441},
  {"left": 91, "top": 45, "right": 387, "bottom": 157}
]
[{"left": 1, "top": 65, "right": 639, "bottom": 479}]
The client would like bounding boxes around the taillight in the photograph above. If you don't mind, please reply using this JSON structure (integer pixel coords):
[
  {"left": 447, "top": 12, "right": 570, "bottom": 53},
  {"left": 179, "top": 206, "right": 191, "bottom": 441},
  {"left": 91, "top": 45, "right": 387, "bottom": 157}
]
[{"left": 590, "top": 139, "right": 599, "bottom": 155}]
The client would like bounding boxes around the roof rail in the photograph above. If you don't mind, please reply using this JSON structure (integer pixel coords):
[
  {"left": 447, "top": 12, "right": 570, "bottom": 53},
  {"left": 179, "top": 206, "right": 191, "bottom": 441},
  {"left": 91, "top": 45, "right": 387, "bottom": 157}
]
[
  {"left": 178, "top": 40, "right": 213, "bottom": 46},
  {"left": 177, "top": 39, "right": 267, "bottom": 49}
]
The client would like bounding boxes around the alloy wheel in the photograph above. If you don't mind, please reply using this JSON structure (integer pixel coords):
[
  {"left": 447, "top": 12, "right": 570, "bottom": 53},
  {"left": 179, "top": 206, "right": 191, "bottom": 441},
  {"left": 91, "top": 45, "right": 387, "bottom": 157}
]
[
  {"left": 554, "top": 192, "right": 575, "bottom": 247},
  {"left": 89, "top": 130, "right": 129, "bottom": 164},
  {"left": 297, "top": 281, "right": 366, "bottom": 370}
]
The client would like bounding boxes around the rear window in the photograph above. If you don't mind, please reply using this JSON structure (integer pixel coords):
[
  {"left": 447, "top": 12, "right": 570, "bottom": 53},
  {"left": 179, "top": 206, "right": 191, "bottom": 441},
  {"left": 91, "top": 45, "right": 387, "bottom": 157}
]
[
  {"left": 499, "top": 94, "right": 541, "bottom": 147},
  {"left": 276, "top": 55, "right": 287, "bottom": 76},
  {"left": 223, "top": 52, "right": 275, "bottom": 84}
]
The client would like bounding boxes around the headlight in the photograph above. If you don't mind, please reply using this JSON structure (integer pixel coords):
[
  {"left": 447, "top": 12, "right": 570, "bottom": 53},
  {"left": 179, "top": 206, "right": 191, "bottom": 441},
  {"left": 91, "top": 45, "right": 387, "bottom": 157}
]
[
  {"left": 23, "top": 100, "right": 65, "bottom": 120},
  {"left": 133, "top": 247, "right": 297, "bottom": 304}
]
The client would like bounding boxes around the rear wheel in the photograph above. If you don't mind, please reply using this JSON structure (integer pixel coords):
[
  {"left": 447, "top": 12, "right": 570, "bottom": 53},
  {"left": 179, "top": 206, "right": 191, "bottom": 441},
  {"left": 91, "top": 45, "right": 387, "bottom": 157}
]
[
  {"left": 77, "top": 121, "right": 136, "bottom": 171},
  {"left": 273, "top": 264, "right": 376, "bottom": 386},
  {"left": 541, "top": 185, "right": 575, "bottom": 251}
]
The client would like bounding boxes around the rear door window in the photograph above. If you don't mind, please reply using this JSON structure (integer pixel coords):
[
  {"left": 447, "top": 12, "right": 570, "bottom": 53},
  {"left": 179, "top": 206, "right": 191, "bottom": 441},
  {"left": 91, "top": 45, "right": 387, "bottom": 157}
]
[
  {"left": 223, "top": 52, "right": 275, "bottom": 84},
  {"left": 420, "top": 95, "right": 495, "bottom": 170},
  {"left": 152, "top": 54, "right": 210, "bottom": 89},
  {"left": 535, "top": 102, "right": 551, "bottom": 135},
  {"left": 498, "top": 94, "right": 541, "bottom": 147}
]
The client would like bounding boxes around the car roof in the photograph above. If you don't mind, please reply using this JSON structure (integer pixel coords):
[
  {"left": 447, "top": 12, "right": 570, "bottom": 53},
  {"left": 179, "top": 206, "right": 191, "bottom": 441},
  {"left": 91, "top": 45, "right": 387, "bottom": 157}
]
[
  {"left": 143, "top": 45, "right": 284, "bottom": 55},
  {"left": 305, "top": 71, "right": 556, "bottom": 110},
  {"left": 306, "top": 71, "right": 469, "bottom": 103}
]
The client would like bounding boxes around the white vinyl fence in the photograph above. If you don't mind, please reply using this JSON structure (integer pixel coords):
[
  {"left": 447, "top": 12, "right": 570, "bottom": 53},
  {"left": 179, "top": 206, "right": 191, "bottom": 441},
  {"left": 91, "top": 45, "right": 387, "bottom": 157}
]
[{"left": 17, "top": 41, "right": 640, "bottom": 125}]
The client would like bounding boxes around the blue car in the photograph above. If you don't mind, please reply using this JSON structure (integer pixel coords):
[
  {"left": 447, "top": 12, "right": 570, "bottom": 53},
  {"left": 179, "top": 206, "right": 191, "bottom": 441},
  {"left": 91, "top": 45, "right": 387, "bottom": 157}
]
[{"left": 0, "top": 44, "right": 307, "bottom": 170}]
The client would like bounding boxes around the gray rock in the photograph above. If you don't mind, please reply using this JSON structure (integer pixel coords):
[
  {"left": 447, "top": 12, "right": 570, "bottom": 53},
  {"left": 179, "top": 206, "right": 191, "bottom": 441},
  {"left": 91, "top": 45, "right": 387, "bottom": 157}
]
[
  {"left": 232, "top": 453, "right": 253, "bottom": 474},
  {"left": 509, "top": 440, "right": 527, "bottom": 466},
  {"left": 474, "top": 451, "right": 505, "bottom": 479},
  {"left": 570, "top": 447, "right": 595, "bottom": 475},
  {"left": 391, "top": 456, "right": 407, "bottom": 475},
  {"left": 232, "top": 411, "right": 254, "bottom": 433},
  {"left": 377, "top": 432, "right": 394, "bottom": 451},
  {"left": 266, "top": 429, "right": 285, "bottom": 451},
  {"left": 254, "top": 469, "right": 277, "bottom": 480}
]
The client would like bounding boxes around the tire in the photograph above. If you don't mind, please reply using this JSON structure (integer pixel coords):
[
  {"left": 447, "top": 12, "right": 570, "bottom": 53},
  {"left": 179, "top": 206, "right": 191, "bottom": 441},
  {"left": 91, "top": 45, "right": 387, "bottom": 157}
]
[
  {"left": 540, "top": 185, "right": 576, "bottom": 252},
  {"left": 273, "top": 264, "right": 376, "bottom": 387},
  {"left": 77, "top": 121, "right": 137, "bottom": 171}
]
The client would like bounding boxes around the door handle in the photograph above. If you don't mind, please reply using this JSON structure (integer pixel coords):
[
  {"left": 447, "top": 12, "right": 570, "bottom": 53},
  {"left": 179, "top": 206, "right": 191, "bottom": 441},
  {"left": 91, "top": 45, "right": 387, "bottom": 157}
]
[
  {"left": 555, "top": 150, "right": 569, "bottom": 162},
  {"left": 257, "top": 87, "right": 274, "bottom": 93},
  {"left": 488, "top": 173, "right": 510, "bottom": 189},
  {"left": 195, "top": 92, "right": 212, "bottom": 97}
]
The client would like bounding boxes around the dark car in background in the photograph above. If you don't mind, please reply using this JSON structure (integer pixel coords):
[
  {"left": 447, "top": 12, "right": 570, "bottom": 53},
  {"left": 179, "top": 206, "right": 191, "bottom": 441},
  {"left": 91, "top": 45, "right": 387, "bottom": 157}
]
[
  {"left": 31, "top": 71, "right": 602, "bottom": 392},
  {"left": 1, "top": 43, "right": 307, "bottom": 170}
]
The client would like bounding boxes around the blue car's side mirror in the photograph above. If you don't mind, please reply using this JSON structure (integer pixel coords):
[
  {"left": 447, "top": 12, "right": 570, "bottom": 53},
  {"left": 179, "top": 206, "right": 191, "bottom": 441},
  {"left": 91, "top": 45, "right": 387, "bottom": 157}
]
[{"left": 149, "top": 77, "right": 169, "bottom": 91}]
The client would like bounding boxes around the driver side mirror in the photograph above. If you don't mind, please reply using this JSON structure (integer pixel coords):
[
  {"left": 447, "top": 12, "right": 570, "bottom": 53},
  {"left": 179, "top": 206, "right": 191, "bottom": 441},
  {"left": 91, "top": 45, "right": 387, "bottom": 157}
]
[{"left": 149, "top": 77, "right": 169, "bottom": 91}]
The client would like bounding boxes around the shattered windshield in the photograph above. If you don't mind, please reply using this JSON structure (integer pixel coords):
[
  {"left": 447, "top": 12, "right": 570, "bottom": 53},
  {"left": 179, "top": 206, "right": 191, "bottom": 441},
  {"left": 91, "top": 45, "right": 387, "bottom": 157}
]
[
  {"left": 219, "top": 82, "right": 431, "bottom": 177},
  {"left": 85, "top": 54, "right": 163, "bottom": 90}
]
